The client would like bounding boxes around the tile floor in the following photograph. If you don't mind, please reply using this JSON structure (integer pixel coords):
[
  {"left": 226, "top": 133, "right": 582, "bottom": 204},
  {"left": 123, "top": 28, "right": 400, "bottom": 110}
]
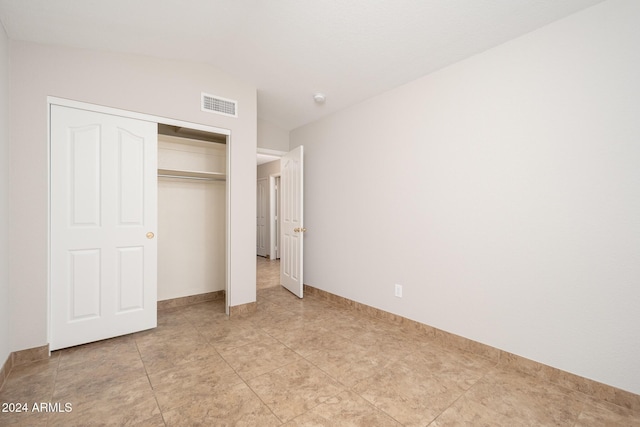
[{"left": 1, "top": 257, "right": 639, "bottom": 426}]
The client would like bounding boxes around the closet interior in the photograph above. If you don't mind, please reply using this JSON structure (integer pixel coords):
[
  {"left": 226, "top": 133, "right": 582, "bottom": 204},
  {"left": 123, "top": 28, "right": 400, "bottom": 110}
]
[{"left": 157, "top": 124, "right": 227, "bottom": 302}]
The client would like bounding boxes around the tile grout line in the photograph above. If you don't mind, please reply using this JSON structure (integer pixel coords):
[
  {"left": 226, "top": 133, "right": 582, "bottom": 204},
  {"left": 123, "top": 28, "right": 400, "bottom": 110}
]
[
  {"left": 134, "top": 337, "right": 168, "bottom": 427},
  {"left": 186, "top": 304, "right": 291, "bottom": 425},
  {"left": 427, "top": 365, "right": 495, "bottom": 427},
  {"left": 45, "top": 352, "right": 62, "bottom": 427},
  {"left": 212, "top": 334, "right": 287, "bottom": 424},
  {"left": 246, "top": 321, "right": 351, "bottom": 424},
  {"left": 266, "top": 300, "right": 412, "bottom": 425}
]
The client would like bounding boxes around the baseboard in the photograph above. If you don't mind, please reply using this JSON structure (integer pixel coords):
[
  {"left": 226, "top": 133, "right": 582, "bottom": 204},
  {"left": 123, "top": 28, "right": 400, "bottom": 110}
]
[
  {"left": 0, "top": 344, "right": 50, "bottom": 391},
  {"left": 229, "top": 301, "right": 257, "bottom": 316},
  {"left": 12, "top": 344, "right": 49, "bottom": 366},
  {"left": 157, "top": 290, "right": 225, "bottom": 310},
  {"left": 303, "top": 284, "right": 640, "bottom": 412}
]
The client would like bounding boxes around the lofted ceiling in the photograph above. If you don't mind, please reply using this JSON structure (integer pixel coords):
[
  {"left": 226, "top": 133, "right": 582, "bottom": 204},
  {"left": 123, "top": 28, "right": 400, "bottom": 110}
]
[{"left": 0, "top": 0, "right": 604, "bottom": 131}]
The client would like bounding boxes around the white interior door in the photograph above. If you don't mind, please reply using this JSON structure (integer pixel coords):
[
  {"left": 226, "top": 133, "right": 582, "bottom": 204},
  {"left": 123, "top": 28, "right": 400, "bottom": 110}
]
[
  {"left": 50, "top": 105, "right": 157, "bottom": 350},
  {"left": 280, "top": 146, "right": 304, "bottom": 297},
  {"left": 256, "top": 178, "right": 268, "bottom": 257}
]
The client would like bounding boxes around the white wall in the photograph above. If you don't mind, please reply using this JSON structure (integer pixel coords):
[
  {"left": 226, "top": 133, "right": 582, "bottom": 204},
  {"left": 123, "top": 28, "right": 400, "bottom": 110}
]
[
  {"left": 9, "top": 41, "right": 257, "bottom": 352},
  {"left": 257, "top": 159, "right": 281, "bottom": 180},
  {"left": 158, "top": 178, "right": 226, "bottom": 299},
  {"left": 291, "top": 0, "right": 640, "bottom": 394},
  {"left": 0, "top": 23, "right": 10, "bottom": 368},
  {"left": 258, "top": 118, "right": 289, "bottom": 152}
]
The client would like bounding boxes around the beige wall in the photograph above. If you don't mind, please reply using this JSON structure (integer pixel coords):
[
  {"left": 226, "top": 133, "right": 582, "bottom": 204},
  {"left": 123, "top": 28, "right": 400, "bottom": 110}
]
[
  {"left": 257, "top": 159, "right": 281, "bottom": 180},
  {"left": 258, "top": 118, "right": 289, "bottom": 152},
  {"left": 9, "top": 41, "right": 257, "bottom": 351},
  {"left": 291, "top": 0, "right": 640, "bottom": 394},
  {"left": 0, "top": 23, "right": 10, "bottom": 367}
]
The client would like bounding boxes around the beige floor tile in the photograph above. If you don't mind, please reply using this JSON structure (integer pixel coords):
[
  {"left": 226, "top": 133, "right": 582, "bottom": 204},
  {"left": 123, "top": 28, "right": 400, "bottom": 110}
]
[
  {"left": 311, "top": 313, "right": 373, "bottom": 340},
  {"left": 400, "top": 346, "right": 495, "bottom": 390},
  {"left": 199, "top": 320, "right": 272, "bottom": 352},
  {"left": 284, "top": 390, "right": 402, "bottom": 426},
  {"left": 134, "top": 321, "right": 202, "bottom": 349},
  {"left": 249, "top": 307, "right": 302, "bottom": 330},
  {"left": 352, "top": 358, "right": 468, "bottom": 426},
  {"left": 179, "top": 301, "right": 227, "bottom": 325},
  {"left": 137, "top": 339, "right": 220, "bottom": 375},
  {"left": 48, "top": 375, "right": 160, "bottom": 426},
  {"left": 0, "top": 407, "right": 49, "bottom": 426},
  {"left": 162, "top": 381, "right": 281, "bottom": 426},
  {"left": 135, "top": 414, "right": 168, "bottom": 426},
  {"left": 55, "top": 347, "right": 147, "bottom": 389},
  {"left": 218, "top": 336, "right": 302, "bottom": 381},
  {"left": 429, "top": 395, "right": 528, "bottom": 426},
  {"left": 464, "top": 368, "right": 586, "bottom": 426},
  {"left": 247, "top": 359, "right": 344, "bottom": 422},
  {"left": 0, "top": 357, "right": 59, "bottom": 403},
  {"left": 148, "top": 356, "right": 243, "bottom": 412},
  {"left": 256, "top": 256, "right": 280, "bottom": 290},
  {"left": 267, "top": 324, "right": 354, "bottom": 358},
  {"left": 306, "top": 339, "right": 395, "bottom": 388},
  {"left": 56, "top": 334, "right": 139, "bottom": 369},
  {"left": 348, "top": 329, "right": 421, "bottom": 362},
  {"left": 575, "top": 397, "right": 640, "bottom": 426}
]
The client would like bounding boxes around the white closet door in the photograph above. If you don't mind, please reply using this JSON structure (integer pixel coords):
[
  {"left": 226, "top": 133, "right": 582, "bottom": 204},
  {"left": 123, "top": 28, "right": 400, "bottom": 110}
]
[{"left": 50, "top": 105, "right": 157, "bottom": 350}]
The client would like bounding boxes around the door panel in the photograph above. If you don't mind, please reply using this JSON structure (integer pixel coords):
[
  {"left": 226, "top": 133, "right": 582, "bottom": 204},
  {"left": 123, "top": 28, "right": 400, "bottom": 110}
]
[
  {"left": 116, "top": 246, "right": 145, "bottom": 312},
  {"left": 280, "top": 146, "right": 304, "bottom": 298},
  {"left": 118, "top": 129, "right": 145, "bottom": 225},
  {"left": 69, "top": 249, "right": 101, "bottom": 320},
  {"left": 70, "top": 125, "right": 101, "bottom": 226},
  {"left": 51, "top": 105, "right": 157, "bottom": 350}
]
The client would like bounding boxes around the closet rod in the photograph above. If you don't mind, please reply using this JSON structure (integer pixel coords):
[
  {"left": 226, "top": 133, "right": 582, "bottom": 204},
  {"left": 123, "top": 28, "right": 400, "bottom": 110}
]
[{"left": 158, "top": 174, "right": 225, "bottom": 182}]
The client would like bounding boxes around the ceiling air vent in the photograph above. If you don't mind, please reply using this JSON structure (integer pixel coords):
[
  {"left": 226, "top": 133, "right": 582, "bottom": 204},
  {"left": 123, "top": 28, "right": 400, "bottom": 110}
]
[{"left": 201, "top": 92, "right": 238, "bottom": 118}]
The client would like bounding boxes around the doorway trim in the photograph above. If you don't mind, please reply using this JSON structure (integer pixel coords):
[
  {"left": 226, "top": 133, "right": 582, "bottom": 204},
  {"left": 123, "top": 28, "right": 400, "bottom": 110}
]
[
  {"left": 47, "top": 96, "right": 233, "bottom": 344},
  {"left": 269, "top": 173, "right": 281, "bottom": 260}
]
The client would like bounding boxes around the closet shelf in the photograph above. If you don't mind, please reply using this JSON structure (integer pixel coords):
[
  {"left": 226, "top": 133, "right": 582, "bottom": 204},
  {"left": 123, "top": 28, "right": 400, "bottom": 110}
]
[{"left": 158, "top": 168, "right": 226, "bottom": 181}]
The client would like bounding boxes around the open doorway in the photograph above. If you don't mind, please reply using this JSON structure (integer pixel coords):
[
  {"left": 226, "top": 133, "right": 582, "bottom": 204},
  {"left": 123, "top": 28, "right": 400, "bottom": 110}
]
[{"left": 257, "top": 157, "right": 282, "bottom": 291}]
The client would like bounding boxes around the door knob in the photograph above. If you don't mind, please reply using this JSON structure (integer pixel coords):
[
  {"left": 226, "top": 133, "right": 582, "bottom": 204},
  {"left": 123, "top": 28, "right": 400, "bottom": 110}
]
[
  {"left": 294, "top": 227, "right": 307, "bottom": 233},
  {"left": 146, "top": 232, "right": 155, "bottom": 239}
]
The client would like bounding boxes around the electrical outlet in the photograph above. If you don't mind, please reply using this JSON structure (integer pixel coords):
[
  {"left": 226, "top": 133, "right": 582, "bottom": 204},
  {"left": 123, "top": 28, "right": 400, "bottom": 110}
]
[{"left": 395, "top": 284, "right": 403, "bottom": 298}]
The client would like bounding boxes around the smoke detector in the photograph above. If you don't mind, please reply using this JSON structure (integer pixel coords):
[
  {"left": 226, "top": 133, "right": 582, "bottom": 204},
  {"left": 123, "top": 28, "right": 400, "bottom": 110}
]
[{"left": 313, "top": 93, "right": 326, "bottom": 104}]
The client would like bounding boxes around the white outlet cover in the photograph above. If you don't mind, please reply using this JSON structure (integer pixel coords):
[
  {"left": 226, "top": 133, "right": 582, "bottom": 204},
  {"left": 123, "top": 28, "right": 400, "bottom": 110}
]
[{"left": 395, "top": 284, "right": 402, "bottom": 298}]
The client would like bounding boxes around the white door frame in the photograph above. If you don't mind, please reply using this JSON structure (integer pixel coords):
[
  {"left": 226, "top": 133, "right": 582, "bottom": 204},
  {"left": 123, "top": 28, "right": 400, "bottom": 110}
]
[
  {"left": 269, "top": 173, "right": 281, "bottom": 259},
  {"left": 256, "top": 177, "right": 268, "bottom": 257},
  {"left": 47, "top": 96, "right": 233, "bottom": 343}
]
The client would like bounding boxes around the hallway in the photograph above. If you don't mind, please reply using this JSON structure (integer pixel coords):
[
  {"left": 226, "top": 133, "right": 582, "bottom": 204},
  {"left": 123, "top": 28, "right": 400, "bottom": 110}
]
[{"left": 257, "top": 256, "right": 280, "bottom": 290}]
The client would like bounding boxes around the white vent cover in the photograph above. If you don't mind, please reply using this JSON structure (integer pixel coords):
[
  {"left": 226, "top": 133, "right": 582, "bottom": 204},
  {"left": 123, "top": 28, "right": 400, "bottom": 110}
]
[{"left": 201, "top": 92, "right": 238, "bottom": 117}]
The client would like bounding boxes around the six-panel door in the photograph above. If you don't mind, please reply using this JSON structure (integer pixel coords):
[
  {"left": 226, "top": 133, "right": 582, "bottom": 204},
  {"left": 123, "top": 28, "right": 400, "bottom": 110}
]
[
  {"left": 50, "top": 105, "right": 157, "bottom": 350},
  {"left": 280, "top": 145, "right": 304, "bottom": 298}
]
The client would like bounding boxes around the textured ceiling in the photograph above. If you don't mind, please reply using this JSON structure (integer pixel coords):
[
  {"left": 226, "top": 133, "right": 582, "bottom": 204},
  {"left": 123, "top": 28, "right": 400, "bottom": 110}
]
[{"left": 0, "top": 0, "right": 604, "bottom": 131}]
